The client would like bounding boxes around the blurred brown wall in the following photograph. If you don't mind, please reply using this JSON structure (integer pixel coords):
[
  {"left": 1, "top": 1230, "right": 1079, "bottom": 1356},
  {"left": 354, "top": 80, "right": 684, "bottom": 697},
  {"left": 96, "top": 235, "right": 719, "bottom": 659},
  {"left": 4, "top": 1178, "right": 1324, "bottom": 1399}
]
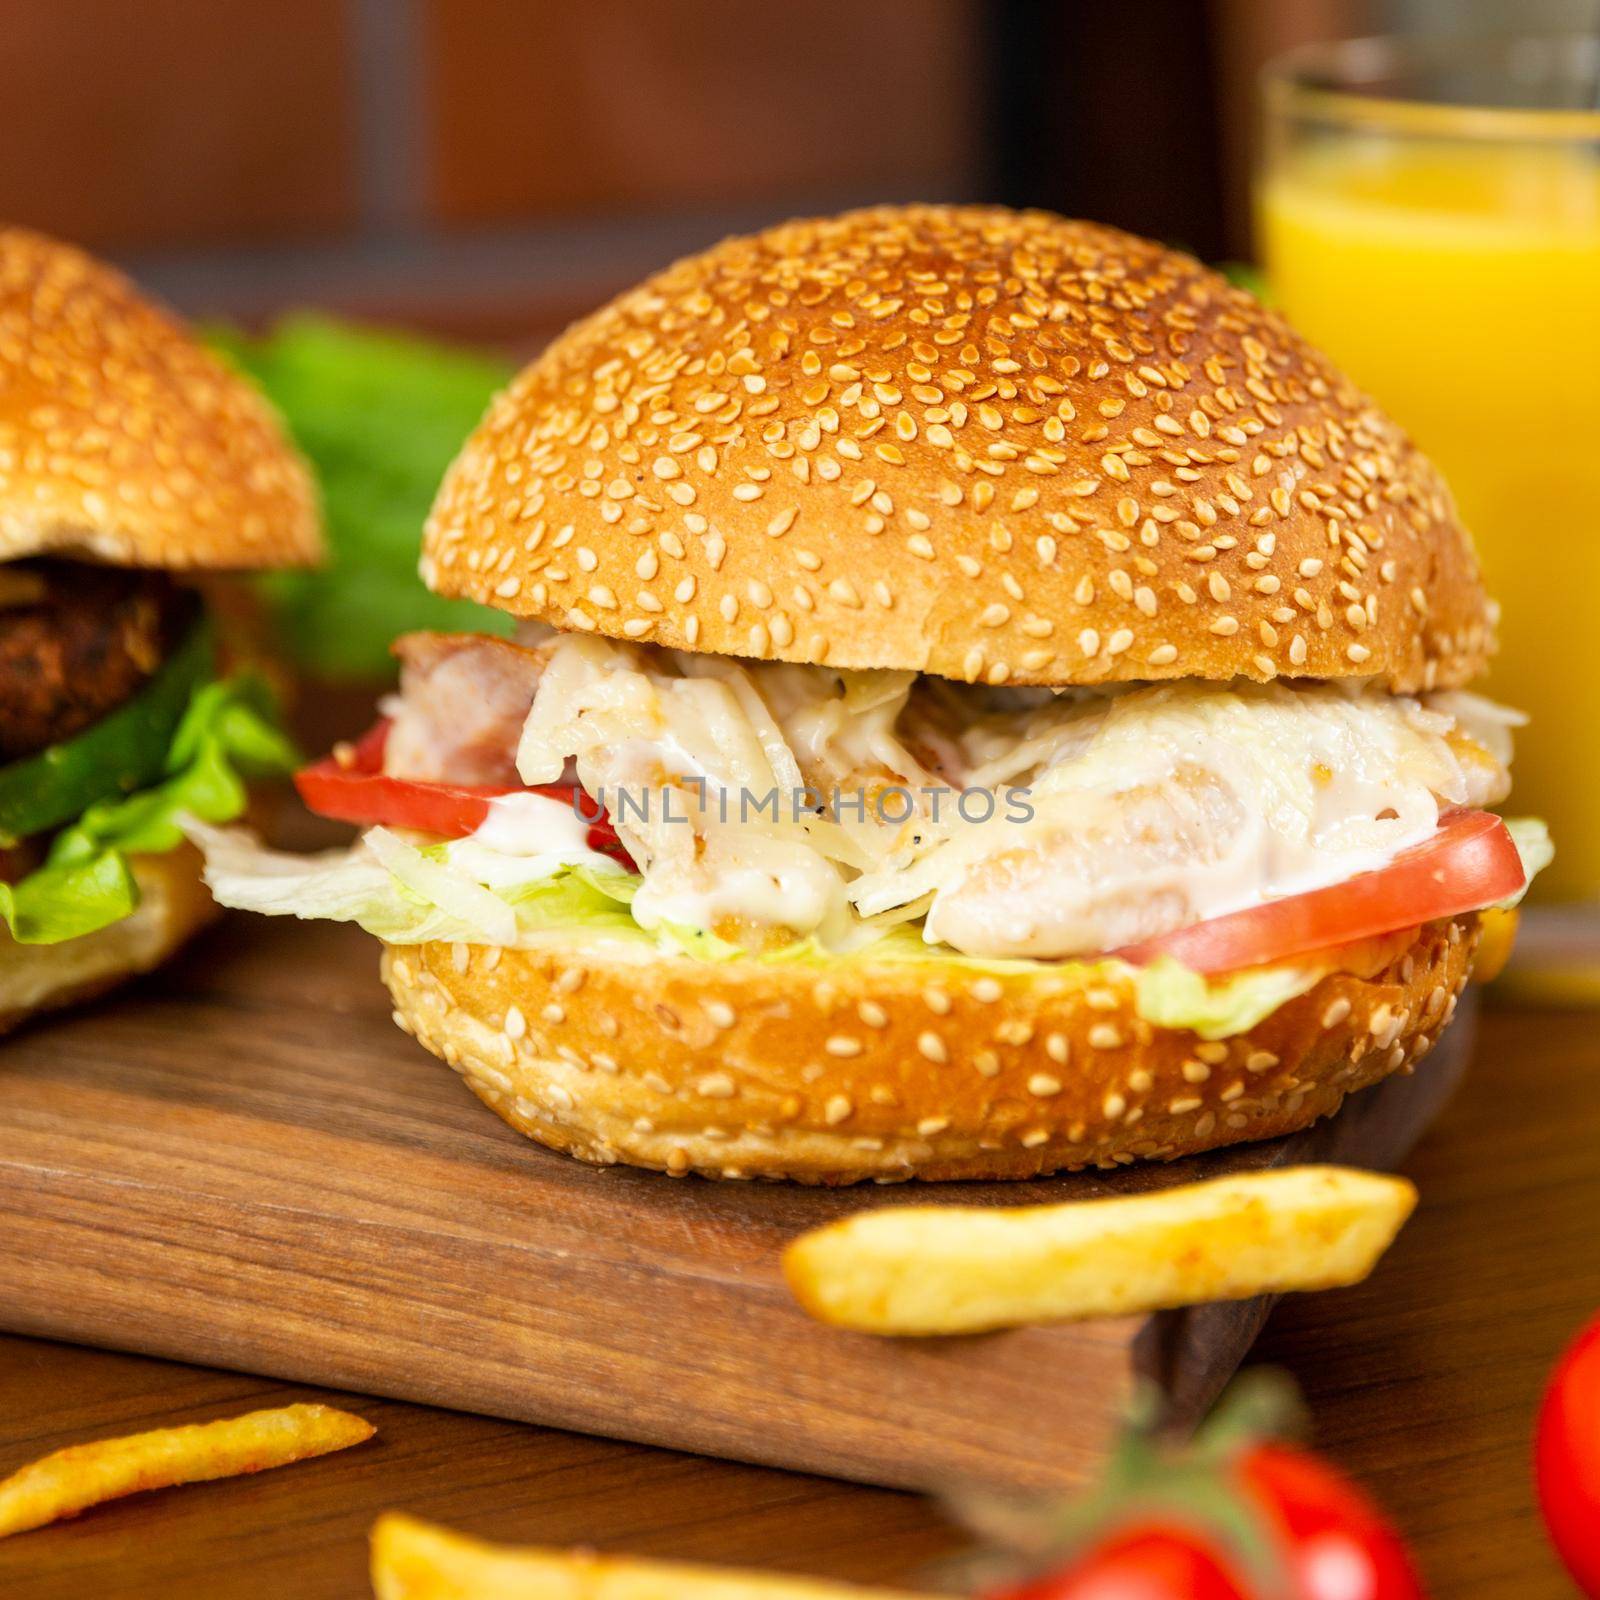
[
  {"left": 0, "top": 0, "right": 356, "bottom": 249},
  {"left": 0, "top": 0, "right": 980, "bottom": 250},
  {"left": 423, "top": 1, "right": 983, "bottom": 226},
  {"left": 0, "top": 0, "right": 1376, "bottom": 333}
]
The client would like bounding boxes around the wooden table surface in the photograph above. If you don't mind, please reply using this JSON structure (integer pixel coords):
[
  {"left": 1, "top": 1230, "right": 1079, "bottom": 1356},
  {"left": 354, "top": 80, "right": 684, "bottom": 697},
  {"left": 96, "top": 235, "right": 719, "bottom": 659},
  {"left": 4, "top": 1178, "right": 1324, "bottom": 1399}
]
[{"left": 0, "top": 1000, "right": 1593, "bottom": 1600}]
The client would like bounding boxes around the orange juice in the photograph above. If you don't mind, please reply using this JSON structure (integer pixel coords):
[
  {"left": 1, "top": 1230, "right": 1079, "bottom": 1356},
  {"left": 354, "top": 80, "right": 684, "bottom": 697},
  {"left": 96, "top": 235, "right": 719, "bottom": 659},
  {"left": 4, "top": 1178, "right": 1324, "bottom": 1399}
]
[{"left": 1261, "top": 138, "right": 1600, "bottom": 898}]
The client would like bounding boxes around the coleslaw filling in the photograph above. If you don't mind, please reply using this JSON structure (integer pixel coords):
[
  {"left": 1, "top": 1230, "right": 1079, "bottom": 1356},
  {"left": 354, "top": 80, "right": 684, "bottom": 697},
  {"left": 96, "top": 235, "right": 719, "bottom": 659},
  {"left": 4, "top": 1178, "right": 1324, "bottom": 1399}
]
[
  {"left": 432, "top": 626, "right": 1519, "bottom": 959},
  {"left": 191, "top": 624, "right": 1547, "bottom": 1011}
]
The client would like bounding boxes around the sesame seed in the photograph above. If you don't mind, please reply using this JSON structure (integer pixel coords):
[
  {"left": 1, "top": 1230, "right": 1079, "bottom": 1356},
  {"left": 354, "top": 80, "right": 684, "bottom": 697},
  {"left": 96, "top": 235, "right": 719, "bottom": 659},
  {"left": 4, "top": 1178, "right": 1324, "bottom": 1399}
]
[{"left": 406, "top": 206, "right": 1485, "bottom": 696}]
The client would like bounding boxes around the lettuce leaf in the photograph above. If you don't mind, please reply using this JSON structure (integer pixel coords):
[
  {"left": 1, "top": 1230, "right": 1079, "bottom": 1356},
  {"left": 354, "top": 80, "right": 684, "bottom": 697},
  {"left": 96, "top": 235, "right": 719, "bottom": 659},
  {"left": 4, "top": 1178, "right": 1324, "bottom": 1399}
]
[
  {"left": 1501, "top": 817, "right": 1554, "bottom": 907},
  {"left": 208, "top": 316, "right": 516, "bottom": 679},
  {"left": 0, "top": 851, "right": 140, "bottom": 946},
  {"left": 1, "top": 676, "right": 298, "bottom": 946},
  {"left": 191, "top": 820, "right": 648, "bottom": 948},
  {"left": 1131, "top": 956, "right": 1322, "bottom": 1041}
]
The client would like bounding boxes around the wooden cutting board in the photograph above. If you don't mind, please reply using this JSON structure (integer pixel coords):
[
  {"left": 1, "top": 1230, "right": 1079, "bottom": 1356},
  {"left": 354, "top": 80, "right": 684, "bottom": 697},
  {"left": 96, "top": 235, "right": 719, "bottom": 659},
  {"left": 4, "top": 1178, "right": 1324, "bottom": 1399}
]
[{"left": 0, "top": 915, "right": 1472, "bottom": 1495}]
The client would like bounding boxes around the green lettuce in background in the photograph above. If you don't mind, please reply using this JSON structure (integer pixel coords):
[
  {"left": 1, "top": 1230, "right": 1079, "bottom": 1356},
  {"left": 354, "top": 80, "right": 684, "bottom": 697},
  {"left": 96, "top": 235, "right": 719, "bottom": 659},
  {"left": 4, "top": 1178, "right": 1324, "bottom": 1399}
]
[{"left": 208, "top": 316, "right": 516, "bottom": 680}]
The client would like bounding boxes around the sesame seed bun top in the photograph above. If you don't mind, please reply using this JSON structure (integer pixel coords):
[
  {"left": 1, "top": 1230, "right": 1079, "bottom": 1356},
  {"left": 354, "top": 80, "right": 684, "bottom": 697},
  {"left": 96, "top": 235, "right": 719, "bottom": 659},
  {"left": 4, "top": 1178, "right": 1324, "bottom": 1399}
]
[
  {"left": 0, "top": 228, "right": 321, "bottom": 572},
  {"left": 423, "top": 205, "right": 1492, "bottom": 692}
]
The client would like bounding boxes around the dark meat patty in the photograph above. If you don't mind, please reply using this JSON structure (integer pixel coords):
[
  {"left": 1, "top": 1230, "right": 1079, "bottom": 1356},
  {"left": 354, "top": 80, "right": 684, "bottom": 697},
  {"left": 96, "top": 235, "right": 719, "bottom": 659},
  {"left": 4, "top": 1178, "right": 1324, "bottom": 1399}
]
[{"left": 0, "top": 562, "right": 199, "bottom": 761}]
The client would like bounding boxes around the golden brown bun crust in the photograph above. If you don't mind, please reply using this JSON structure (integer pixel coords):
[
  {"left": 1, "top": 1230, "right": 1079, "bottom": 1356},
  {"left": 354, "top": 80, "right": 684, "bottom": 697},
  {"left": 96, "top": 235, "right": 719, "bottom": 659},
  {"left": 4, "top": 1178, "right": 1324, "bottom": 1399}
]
[
  {"left": 423, "top": 205, "right": 1490, "bottom": 692},
  {"left": 382, "top": 916, "right": 1478, "bottom": 1183},
  {"left": 0, "top": 844, "right": 218, "bottom": 1035},
  {"left": 0, "top": 228, "right": 321, "bottom": 570}
]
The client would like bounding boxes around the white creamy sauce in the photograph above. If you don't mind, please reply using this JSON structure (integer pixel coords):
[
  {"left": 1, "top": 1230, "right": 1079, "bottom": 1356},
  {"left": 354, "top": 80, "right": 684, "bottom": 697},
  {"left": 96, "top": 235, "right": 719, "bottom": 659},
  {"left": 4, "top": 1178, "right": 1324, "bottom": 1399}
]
[
  {"left": 630, "top": 841, "right": 847, "bottom": 942},
  {"left": 458, "top": 790, "right": 613, "bottom": 886}
]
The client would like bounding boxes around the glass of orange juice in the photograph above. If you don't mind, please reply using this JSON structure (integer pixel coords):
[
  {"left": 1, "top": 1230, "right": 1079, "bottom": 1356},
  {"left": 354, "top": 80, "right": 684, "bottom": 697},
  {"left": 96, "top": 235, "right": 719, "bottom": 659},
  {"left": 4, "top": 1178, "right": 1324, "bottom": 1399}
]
[{"left": 1257, "top": 34, "right": 1600, "bottom": 903}]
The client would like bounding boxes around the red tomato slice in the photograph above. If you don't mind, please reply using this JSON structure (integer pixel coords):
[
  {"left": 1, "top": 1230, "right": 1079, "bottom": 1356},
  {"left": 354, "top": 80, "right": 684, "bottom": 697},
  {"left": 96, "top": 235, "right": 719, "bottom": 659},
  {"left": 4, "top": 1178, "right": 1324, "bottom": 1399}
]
[
  {"left": 1117, "top": 810, "right": 1525, "bottom": 976},
  {"left": 294, "top": 720, "right": 634, "bottom": 866}
]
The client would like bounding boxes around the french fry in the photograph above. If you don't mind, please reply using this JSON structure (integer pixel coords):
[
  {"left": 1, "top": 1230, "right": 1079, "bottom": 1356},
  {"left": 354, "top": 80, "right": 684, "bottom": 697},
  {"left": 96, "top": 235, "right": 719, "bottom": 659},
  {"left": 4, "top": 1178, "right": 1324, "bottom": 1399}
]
[
  {"left": 0, "top": 1402, "right": 374, "bottom": 1538},
  {"left": 370, "top": 1513, "right": 939, "bottom": 1600},
  {"left": 782, "top": 1165, "right": 1416, "bottom": 1335}
]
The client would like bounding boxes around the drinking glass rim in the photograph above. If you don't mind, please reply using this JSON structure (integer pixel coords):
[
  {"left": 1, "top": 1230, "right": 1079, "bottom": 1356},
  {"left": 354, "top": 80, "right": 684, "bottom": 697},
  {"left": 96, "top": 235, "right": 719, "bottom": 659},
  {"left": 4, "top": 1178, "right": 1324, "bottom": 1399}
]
[{"left": 1263, "top": 33, "right": 1600, "bottom": 143}]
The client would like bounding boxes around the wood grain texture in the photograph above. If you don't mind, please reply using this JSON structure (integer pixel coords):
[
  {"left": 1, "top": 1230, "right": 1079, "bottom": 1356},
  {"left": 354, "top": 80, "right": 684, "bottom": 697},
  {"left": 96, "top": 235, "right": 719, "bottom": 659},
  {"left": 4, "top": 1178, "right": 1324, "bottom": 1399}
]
[
  {"left": 0, "top": 915, "right": 1467, "bottom": 1501},
  {"left": 0, "top": 1000, "right": 1588, "bottom": 1598},
  {"left": 0, "top": 1340, "right": 960, "bottom": 1600},
  {"left": 0, "top": 1005, "right": 1587, "bottom": 1600}
]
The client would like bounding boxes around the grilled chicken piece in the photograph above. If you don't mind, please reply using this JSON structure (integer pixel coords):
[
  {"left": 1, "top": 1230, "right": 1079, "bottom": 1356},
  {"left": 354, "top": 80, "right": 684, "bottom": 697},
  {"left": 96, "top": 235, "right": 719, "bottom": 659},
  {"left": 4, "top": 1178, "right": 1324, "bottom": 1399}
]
[{"left": 925, "top": 767, "right": 1251, "bottom": 957}]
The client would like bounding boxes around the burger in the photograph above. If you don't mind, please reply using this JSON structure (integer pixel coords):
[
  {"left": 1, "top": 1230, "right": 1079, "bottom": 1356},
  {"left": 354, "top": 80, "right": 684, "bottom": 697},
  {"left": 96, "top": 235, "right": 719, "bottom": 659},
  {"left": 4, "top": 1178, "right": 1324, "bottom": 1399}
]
[
  {"left": 195, "top": 205, "right": 1547, "bottom": 1182},
  {"left": 0, "top": 228, "right": 321, "bottom": 1033}
]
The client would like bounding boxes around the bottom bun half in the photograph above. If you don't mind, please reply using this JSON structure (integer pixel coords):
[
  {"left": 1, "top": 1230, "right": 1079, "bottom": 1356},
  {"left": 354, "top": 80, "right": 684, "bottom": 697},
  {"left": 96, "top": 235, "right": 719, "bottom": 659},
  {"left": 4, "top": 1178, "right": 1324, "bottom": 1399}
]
[
  {"left": 382, "top": 916, "right": 1480, "bottom": 1184},
  {"left": 0, "top": 844, "right": 218, "bottom": 1036}
]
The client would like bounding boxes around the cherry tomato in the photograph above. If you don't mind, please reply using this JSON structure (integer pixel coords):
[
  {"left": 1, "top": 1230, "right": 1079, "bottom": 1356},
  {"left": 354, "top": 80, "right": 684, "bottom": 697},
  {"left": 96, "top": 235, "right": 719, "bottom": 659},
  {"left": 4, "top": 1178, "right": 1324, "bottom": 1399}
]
[
  {"left": 1117, "top": 811, "right": 1525, "bottom": 975},
  {"left": 990, "top": 1442, "right": 1425, "bottom": 1600},
  {"left": 1241, "top": 1444, "right": 1425, "bottom": 1600},
  {"left": 1536, "top": 1314, "right": 1600, "bottom": 1596},
  {"left": 998, "top": 1527, "right": 1247, "bottom": 1600},
  {"left": 294, "top": 719, "right": 633, "bottom": 866}
]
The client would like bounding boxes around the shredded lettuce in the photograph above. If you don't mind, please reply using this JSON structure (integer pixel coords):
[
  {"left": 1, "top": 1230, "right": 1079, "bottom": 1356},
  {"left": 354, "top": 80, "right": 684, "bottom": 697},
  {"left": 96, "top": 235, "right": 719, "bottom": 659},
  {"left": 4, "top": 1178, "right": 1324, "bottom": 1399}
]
[
  {"left": 195, "top": 808, "right": 1558, "bottom": 1035},
  {"left": 193, "top": 823, "right": 1348, "bottom": 1038},
  {"left": 2, "top": 676, "right": 298, "bottom": 946},
  {"left": 190, "top": 821, "right": 647, "bottom": 948}
]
